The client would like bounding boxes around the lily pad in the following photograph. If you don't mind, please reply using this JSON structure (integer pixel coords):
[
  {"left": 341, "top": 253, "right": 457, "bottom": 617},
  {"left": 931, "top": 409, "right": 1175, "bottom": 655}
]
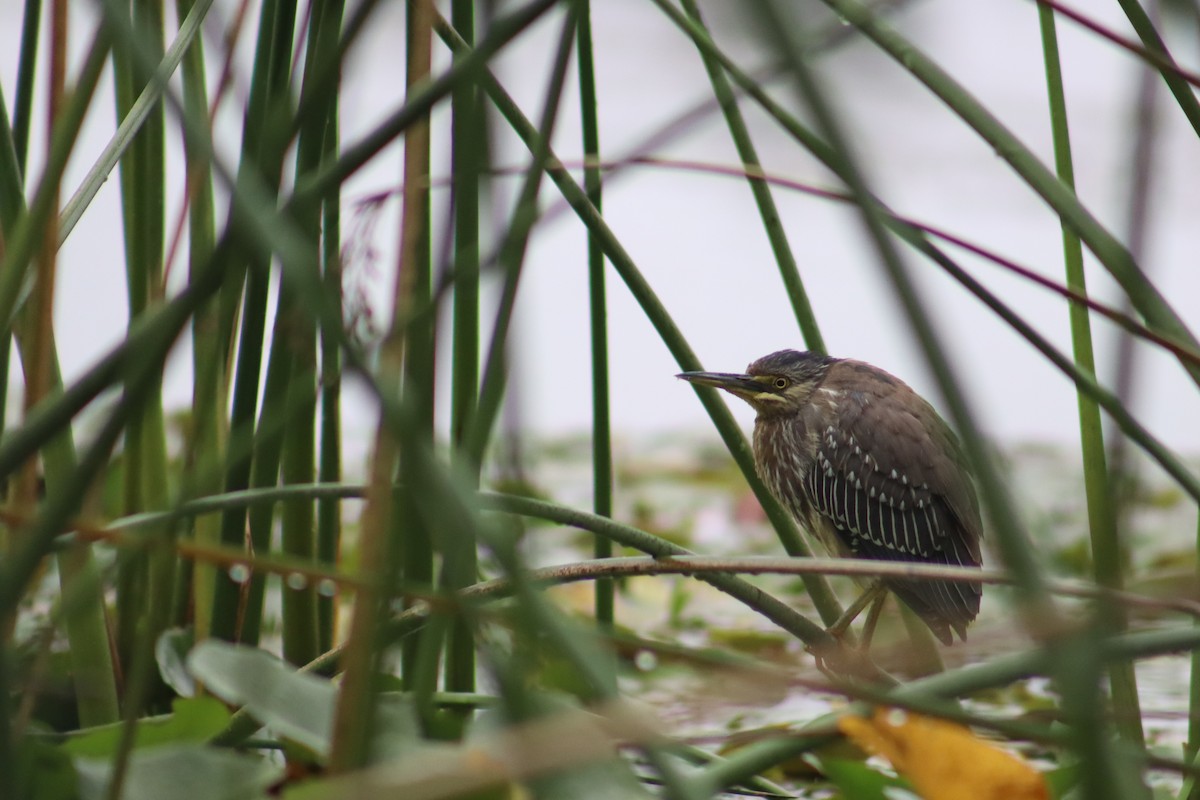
[
  {"left": 63, "top": 697, "right": 231, "bottom": 758},
  {"left": 74, "top": 744, "right": 278, "bottom": 800},
  {"left": 187, "top": 640, "right": 336, "bottom": 758}
]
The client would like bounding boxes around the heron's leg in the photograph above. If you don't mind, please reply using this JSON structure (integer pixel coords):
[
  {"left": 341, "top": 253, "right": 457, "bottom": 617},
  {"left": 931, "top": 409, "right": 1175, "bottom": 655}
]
[
  {"left": 827, "top": 581, "right": 888, "bottom": 639},
  {"left": 858, "top": 590, "right": 888, "bottom": 651}
]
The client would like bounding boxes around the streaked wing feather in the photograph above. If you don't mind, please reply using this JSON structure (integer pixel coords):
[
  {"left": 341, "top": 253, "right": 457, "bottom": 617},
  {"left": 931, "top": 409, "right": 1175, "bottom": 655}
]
[{"left": 802, "top": 386, "right": 982, "bottom": 639}]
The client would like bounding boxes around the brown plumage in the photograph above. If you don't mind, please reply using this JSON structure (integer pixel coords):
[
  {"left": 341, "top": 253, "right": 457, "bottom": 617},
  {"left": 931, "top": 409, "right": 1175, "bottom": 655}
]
[{"left": 679, "top": 349, "right": 983, "bottom": 644}]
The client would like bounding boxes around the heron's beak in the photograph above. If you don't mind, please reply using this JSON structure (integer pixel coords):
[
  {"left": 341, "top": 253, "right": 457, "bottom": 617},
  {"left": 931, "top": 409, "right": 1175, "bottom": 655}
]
[{"left": 676, "top": 371, "right": 763, "bottom": 399}]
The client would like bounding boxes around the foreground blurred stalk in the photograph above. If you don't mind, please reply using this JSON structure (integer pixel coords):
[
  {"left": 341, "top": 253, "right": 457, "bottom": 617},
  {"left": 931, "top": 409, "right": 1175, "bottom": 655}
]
[
  {"left": 112, "top": 0, "right": 174, "bottom": 704},
  {"left": 7, "top": 8, "right": 120, "bottom": 730},
  {"left": 330, "top": 0, "right": 435, "bottom": 769}
]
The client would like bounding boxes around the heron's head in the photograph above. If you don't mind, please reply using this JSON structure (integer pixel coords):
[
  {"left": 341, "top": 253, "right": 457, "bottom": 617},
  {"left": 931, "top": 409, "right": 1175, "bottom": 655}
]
[{"left": 677, "top": 349, "right": 836, "bottom": 418}]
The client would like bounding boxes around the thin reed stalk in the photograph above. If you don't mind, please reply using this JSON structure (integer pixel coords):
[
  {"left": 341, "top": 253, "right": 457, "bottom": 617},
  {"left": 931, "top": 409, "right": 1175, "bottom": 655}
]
[
  {"left": 577, "top": 0, "right": 616, "bottom": 638},
  {"left": 446, "top": 0, "right": 481, "bottom": 721},
  {"left": 1039, "top": 3, "right": 1143, "bottom": 747}
]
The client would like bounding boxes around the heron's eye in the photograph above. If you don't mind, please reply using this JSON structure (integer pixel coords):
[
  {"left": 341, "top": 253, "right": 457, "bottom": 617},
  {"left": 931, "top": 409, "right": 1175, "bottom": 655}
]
[{"left": 772, "top": 377, "right": 789, "bottom": 390}]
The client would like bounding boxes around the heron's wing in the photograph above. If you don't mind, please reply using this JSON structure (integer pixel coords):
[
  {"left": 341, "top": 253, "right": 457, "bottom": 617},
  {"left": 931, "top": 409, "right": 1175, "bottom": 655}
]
[{"left": 802, "top": 368, "right": 982, "bottom": 640}]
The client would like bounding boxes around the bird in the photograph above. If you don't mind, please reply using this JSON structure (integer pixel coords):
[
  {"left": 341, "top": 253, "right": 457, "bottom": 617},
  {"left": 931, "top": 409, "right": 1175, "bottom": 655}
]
[{"left": 678, "top": 349, "right": 983, "bottom": 645}]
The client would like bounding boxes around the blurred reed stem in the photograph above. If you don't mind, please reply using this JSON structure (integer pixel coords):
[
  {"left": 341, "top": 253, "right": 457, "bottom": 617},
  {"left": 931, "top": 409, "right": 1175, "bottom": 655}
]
[
  {"left": 211, "top": 0, "right": 300, "bottom": 644},
  {"left": 113, "top": 0, "right": 173, "bottom": 699},
  {"left": 312, "top": 0, "right": 345, "bottom": 659},
  {"left": 10, "top": 9, "right": 121, "bottom": 731},
  {"left": 464, "top": 10, "right": 579, "bottom": 466},
  {"left": 331, "top": 0, "right": 435, "bottom": 767},
  {"left": 1193, "top": 511, "right": 1200, "bottom": 798},
  {"left": 447, "top": 0, "right": 480, "bottom": 721},
  {"left": 176, "top": 0, "right": 222, "bottom": 642},
  {"left": 396, "top": 0, "right": 437, "bottom": 720},
  {"left": 0, "top": 0, "right": 41, "bottom": 445},
  {"left": 262, "top": 0, "right": 346, "bottom": 667}
]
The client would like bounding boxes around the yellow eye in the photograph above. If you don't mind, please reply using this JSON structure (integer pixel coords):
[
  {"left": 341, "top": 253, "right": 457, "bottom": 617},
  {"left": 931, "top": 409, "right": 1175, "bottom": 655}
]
[{"left": 773, "top": 377, "right": 789, "bottom": 390}]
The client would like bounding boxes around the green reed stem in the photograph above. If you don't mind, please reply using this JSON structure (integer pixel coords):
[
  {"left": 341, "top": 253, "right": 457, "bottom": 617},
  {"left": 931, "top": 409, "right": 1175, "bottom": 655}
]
[
  {"left": 59, "top": 0, "right": 211, "bottom": 247},
  {"left": 678, "top": 0, "right": 825, "bottom": 356},
  {"left": 273, "top": 0, "right": 346, "bottom": 666},
  {"left": 245, "top": 312, "right": 295, "bottom": 640},
  {"left": 1192, "top": 510, "right": 1200, "bottom": 797},
  {"left": 435, "top": 14, "right": 847, "bottom": 630},
  {"left": 0, "top": 92, "right": 23, "bottom": 232},
  {"left": 396, "top": 0, "right": 437, "bottom": 713},
  {"left": 818, "top": 0, "right": 1200, "bottom": 389},
  {"left": 6, "top": 20, "right": 121, "bottom": 732},
  {"left": 0, "top": 0, "right": 42, "bottom": 452},
  {"left": 446, "top": 0, "right": 481, "bottom": 713},
  {"left": 331, "top": 0, "right": 438, "bottom": 766},
  {"left": 280, "top": 357, "right": 319, "bottom": 666},
  {"left": 306, "top": 0, "right": 346, "bottom": 656},
  {"left": 0, "top": 95, "right": 17, "bottom": 461},
  {"left": 112, "top": 0, "right": 174, "bottom": 696},
  {"left": 176, "top": 0, "right": 222, "bottom": 640},
  {"left": 1112, "top": 0, "right": 1200, "bottom": 140},
  {"left": 317, "top": 163, "right": 342, "bottom": 653},
  {"left": 576, "top": 0, "right": 615, "bottom": 632},
  {"left": 210, "top": 0, "right": 299, "bottom": 642},
  {"left": 466, "top": 11, "right": 580, "bottom": 467},
  {"left": 0, "top": 27, "right": 110, "bottom": 337},
  {"left": 1039, "top": 3, "right": 1143, "bottom": 747},
  {"left": 0, "top": 283, "right": 193, "bottom": 773},
  {"left": 11, "top": 0, "right": 40, "bottom": 174}
]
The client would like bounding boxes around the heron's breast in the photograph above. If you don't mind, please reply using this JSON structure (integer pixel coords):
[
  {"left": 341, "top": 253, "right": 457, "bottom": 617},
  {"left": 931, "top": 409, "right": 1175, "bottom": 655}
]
[{"left": 753, "top": 417, "right": 828, "bottom": 540}]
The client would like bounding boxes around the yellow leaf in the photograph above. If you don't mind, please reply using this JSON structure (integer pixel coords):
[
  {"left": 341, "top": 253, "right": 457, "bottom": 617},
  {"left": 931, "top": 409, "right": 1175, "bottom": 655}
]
[{"left": 837, "top": 707, "right": 1049, "bottom": 800}]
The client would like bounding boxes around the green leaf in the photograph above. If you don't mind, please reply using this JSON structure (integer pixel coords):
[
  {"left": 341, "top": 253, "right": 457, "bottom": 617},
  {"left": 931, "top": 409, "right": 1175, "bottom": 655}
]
[
  {"left": 14, "top": 733, "right": 79, "bottom": 800},
  {"left": 370, "top": 693, "right": 425, "bottom": 763},
  {"left": 156, "top": 627, "right": 196, "bottom": 698},
  {"left": 1042, "top": 760, "right": 1081, "bottom": 799},
  {"left": 63, "top": 697, "right": 231, "bottom": 758},
  {"left": 820, "top": 757, "right": 913, "bottom": 800},
  {"left": 187, "top": 640, "right": 336, "bottom": 758},
  {"left": 74, "top": 744, "right": 279, "bottom": 800}
]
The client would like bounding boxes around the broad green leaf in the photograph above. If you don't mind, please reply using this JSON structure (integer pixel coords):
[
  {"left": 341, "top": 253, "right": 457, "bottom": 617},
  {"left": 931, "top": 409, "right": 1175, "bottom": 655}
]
[
  {"left": 63, "top": 697, "right": 231, "bottom": 758},
  {"left": 370, "top": 693, "right": 425, "bottom": 762},
  {"left": 187, "top": 640, "right": 335, "bottom": 758},
  {"left": 14, "top": 734, "right": 79, "bottom": 800},
  {"left": 1042, "top": 761, "right": 1081, "bottom": 799},
  {"left": 525, "top": 756, "right": 653, "bottom": 800},
  {"left": 74, "top": 744, "right": 278, "bottom": 800},
  {"left": 820, "top": 757, "right": 911, "bottom": 800},
  {"left": 156, "top": 627, "right": 197, "bottom": 697}
]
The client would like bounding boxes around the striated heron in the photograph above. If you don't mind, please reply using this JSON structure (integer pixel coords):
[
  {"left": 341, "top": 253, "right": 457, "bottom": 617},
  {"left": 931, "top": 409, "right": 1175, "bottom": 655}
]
[{"left": 678, "top": 349, "right": 983, "bottom": 645}]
